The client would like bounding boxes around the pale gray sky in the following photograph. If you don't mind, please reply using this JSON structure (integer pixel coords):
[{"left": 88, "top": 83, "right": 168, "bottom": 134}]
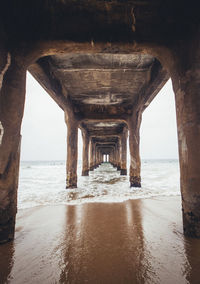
[{"left": 21, "top": 73, "right": 178, "bottom": 161}]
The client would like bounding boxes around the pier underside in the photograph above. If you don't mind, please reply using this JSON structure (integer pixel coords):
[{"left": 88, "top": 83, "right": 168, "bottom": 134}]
[
  {"left": 0, "top": 1, "right": 200, "bottom": 241},
  {"left": 29, "top": 52, "right": 168, "bottom": 189}
]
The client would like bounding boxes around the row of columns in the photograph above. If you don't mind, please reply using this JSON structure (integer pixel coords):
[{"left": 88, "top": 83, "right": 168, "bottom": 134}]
[{"left": 65, "top": 122, "right": 141, "bottom": 189}]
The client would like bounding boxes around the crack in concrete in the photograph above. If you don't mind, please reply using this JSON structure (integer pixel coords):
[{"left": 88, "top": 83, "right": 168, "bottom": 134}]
[{"left": 0, "top": 53, "right": 11, "bottom": 91}]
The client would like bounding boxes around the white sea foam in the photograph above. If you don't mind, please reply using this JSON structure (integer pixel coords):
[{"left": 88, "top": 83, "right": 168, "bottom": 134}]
[{"left": 18, "top": 160, "right": 180, "bottom": 209}]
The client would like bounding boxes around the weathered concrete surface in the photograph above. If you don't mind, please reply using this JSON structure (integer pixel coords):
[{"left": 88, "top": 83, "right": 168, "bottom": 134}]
[
  {"left": 81, "top": 128, "right": 90, "bottom": 176},
  {"left": 89, "top": 139, "right": 95, "bottom": 171},
  {"left": 120, "top": 127, "right": 128, "bottom": 176},
  {"left": 1, "top": 1, "right": 198, "bottom": 46},
  {"left": 30, "top": 54, "right": 167, "bottom": 121},
  {"left": 0, "top": 52, "right": 26, "bottom": 243},
  {"left": 128, "top": 113, "right": 142, "bottom": 187},
  {"left": 0, "top": 138, "right": 21, "bottom": 244},
  {"left": 65, "top": 114, "right": 78, "bottom": 188},
  {"left": 116, "top": 141, "right": 121, "bottom": 171},
  {"left": 168, "top": 33, "right": 200, "bottom": 238}
]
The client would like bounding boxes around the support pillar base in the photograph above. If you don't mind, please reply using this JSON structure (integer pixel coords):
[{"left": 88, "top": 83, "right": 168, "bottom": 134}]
[
  {"left": 120, "top": 169, "right": 127, "bottom": 175},
  {"left": 0, "top": 218, "right": 15, "bottom": 244},
  {"left": 82, "top": 170, "right": 89, "bottom": 176},
  {"left": 66, "top": 173, "right": 77, "bottom": 189},
  {"left": 130, "top": 176, "right": 141, "bottom": 188},
  {"left": 182, "top": 200, "right": 200, "bottom": 238},
  {"left": 66, "top": 184, "right": 77, "bottom": 189}
]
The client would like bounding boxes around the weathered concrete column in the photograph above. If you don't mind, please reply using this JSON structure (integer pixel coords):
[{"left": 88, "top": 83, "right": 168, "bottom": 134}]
[
  {"left": 89, "top": 139, "right": 95, "bottom": 171},
  {"left": 93, "top": 143, "right": 97, "bottom": 168},
  {"left": 0, "top": 54, "right": 26, "bottom": 243},
  {"left": 81, "top": 129, "right": 89, "bottom": 176},
  {"left": 95, "top": 148, "right": 99, "bottom": 167},
  {"left": 97, "top": 149, "right": 101, "bottom": 166},
  {"left": 65, "top": 114, "right": 78, "bottom": 188},
  {"left": 100, "top": 152, "right": 103, "bottom": 164},
  {"left": 113, "top": 145, "right": 117, "bottom": 168},
  {"left": 110, "top": 150, "right": 113, "bottom": 165},
  {"left": 94, "top": 146, "right": 98, "bottom": 168},
  {"left": 116, "top": 140, "right": 121, "bottom": 171},
  {"left": 111, "top": 148, "right": 115, "bottom": 166},
  {"left": 127, "top": 112, "right": 142, "bottom": 187},
  {"left": 169, "top": 35, "right": 200, "bottom": 237},
  {"left": 120, "top": 127, "right": 128, "bottom": 175}
]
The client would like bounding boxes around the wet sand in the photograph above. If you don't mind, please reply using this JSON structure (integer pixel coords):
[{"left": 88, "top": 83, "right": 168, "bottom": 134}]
[{"left": 1, "top": 196, "right": 200, "bottom": 284}]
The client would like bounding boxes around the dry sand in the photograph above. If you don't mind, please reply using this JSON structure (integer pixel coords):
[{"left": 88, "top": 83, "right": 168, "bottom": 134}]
[{"left": 1, "top": 196, "right": 200, "bottom": 284}]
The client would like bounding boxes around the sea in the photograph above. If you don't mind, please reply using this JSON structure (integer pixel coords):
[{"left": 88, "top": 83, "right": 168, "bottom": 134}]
[{"left": 18, "top": 159, "right": 180, "bottom": 209}]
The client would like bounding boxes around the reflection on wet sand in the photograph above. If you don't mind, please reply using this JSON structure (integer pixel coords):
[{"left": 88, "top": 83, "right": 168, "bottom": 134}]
[
  {"left": 59, "top": 201, "right": 151, "bottom": 283},
  {"left": 1, "top": 197, "right": 200, "bottom": 283}
]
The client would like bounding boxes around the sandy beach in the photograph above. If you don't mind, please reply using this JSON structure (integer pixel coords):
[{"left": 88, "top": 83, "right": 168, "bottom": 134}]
[{"left": 1, "top": 196, "right": 200, "bottom": 284}]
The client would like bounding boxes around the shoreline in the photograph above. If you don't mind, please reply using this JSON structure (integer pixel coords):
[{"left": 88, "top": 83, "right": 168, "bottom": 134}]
[
  {"left": 17, "top": 192, "right": 181, "bottom": 210},
  {"left": 1, "top": 196, "right": 200, "bottom": 284}
]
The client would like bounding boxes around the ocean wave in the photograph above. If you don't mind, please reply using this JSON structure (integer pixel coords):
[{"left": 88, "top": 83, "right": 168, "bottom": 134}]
[{"left": 18, "top": 161, "right": 180, "bottom": 209}]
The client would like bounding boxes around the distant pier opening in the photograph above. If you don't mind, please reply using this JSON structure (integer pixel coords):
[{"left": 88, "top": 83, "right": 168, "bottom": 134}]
[{"left": 103, "top": 154, "right": 109, "bottom": 162}]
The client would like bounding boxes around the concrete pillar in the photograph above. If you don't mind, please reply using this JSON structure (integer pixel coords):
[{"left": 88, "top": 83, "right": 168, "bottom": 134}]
[
  {"left": 97, "top": 149, "right": 101, "bottom": 166},
  {"left": 96, "top": 148, "right": 98, "bottom": 166},
  {"left": 113, "top": 145, "right": 117, "bottom": 168},
  {"left": 116, "top": 140, "right": 121, "bottom": 171},
  {"left": 128, "top": 112, "right": 142, "bottom": 187},
  {"left": 89, "top": 139, "right": 95, "bottom": 171},
  {"left": 120, "top": 127, "right": 128, "bottom": 175},
  {"left": 95, "top": 146, "right": 97, "bottom": 166},
  {"left": 94, "top": 146, "right": 98, "bottom": 168},
  {"left": 100, "top": 152, "right": 103, "bottom": 164},
  {"left": 0, "top": 56, "right": 26, "bottom": 243},
  {"left": 169, "top": 36, "right": 200, "bottom": 237},
  {"left": 81, "top": 129, "right": 89, "bottom": 176},
  {"left": 111, "top": 149, "right": 115, "bottom": 166},
  {"left": 65, "top": 114, "right": 78, "bottom": 188},
  {"left": 93, "top": 144, "right": 96, "bottom": 168},
  {"left": 93, "top": 143, "right": 97, "bottom": 168},
  {"left": 110, "top": 152, "right": 112, "bottom": 164}
]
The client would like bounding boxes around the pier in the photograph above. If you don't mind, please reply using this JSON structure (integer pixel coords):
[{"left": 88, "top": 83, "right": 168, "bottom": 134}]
[{"left": 0, "top": 1, "right": 199, "bottom": 242}]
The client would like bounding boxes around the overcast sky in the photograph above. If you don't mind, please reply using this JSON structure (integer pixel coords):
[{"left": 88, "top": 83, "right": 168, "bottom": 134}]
[{"left": 21, "top": 72, "right": 179, "bottom": 161}]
